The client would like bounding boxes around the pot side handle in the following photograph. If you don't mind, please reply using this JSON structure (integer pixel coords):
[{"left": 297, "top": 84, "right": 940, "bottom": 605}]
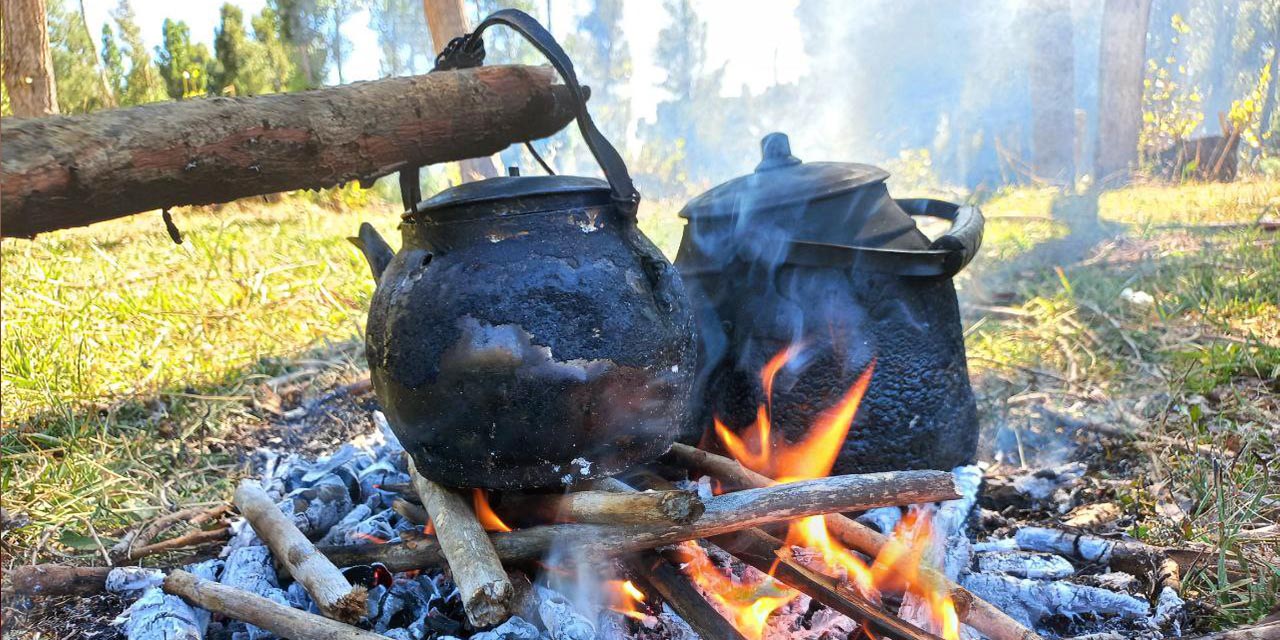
[{"left": 897, "top": 198, "right": 985, "bottom": 278}]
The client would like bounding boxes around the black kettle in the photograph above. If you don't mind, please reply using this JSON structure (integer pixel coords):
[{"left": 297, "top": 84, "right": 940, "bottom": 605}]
[
  {"left": 675, "top": 132, "right": 983, "bottom": 474},
  {"left": 354, "top": 10, "right": 696, "bottom": 489}
]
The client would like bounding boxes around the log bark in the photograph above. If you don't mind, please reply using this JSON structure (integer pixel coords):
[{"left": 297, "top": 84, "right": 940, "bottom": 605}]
[
  {"left": 499, "top": 484, "right": 704, "bottom": 525},
  {"left": 321, "top": 469, "right": 957, "bottom": 571},
  {"left": 408, "top": 459, "right": 513, "bottom": 628},
  {"left": 235, "top": 480, "right": 367, "bottom": 623},
  {"left": 664, "top": 443, "right": 1042, "bottom": 640},
  {"left": 1183, "top": 621, "right": 1280, "bottom": 640},
  {"left": 422, "top": 0, "right": 500, "bottom": 182},
  {"left": 1024, "top": 0, "right": 1076, "bottom": 186},
  {"left": 624, "top": 553, "right": 748, "bottom": 640},
  {"left": 162, "top": 569, "right": 388, "bottom": 640},
  {"left": 3, "top": 564, "right": 113, "bottom": 597},
  {"left": 1, "top": 0, "right": 58, "bottom": 117},
  {"left": 0, "top": 65, "right": 579, "bottom": 238},
  {"left": 1094, "top": 0, "right": 1154, "bottom": 184}
]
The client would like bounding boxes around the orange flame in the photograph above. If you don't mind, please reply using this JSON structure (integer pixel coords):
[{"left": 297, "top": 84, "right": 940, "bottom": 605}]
[
  {"left": 353, "top": 532, "right": 387, "bottom": 544},
  {"left": 678, "top": 541, "right": 796, "bottom": 639},
  {"left": 605, "top": 580, "right": 648, "bottom": 621},
  {"left": 711, "top": 345, "right": 960, "bottom": 639},
  {"left": 472, "top": 489, "right": 513, "bottom": 532}
]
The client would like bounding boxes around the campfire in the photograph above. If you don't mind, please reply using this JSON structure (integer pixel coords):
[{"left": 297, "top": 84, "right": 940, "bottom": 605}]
[{"left": 9, "top": 344, "right": 1189, "bottom": 640}]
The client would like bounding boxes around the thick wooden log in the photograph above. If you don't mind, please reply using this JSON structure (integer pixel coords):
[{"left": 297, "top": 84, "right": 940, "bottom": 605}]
[
  {"left": 234, "top": 480, "right": 367, "bottom": 623},
  {"left": 0, "top": 65, "right": 579, "bottom": 238},
  {"left": 162, "top": 569, "right": 387, "bottom": 640},
  {"left": 499, "top": 484, "right": 704, "bottom": 525},
  {"left": 3, "top": 564, "right": 113, "bottom": 597},
  {"left": 665, "top": 442, "right": 1043, "bottom": 640},
  {"left": 408, "top": 459, "right": 512, "bottom": 628},
  {"left": 321, "top": 469, "right": 957, "bottom": 571}
]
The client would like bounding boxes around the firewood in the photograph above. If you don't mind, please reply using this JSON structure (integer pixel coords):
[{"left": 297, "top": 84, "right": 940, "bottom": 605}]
[
  {"left": 408, "top": 458, "right": 513, "bottom": 627},
  {"left": 322, "top": 468, "right": 958, "bottom": 571},
  {"left": 162, "top": 569, "right": 388, "bottom": 640},
  {"left": 1, "top": 65, "right": 581, "bottom": 238},
  {"left": 1182, "top": 621, "right": 1280, "bottom": 640},
  {"left": 499, "top": 484, "right": 704, "bottom": 525},
  {"left": 234, "top": 480, "right": 367, "bottom": 623},
  {"left": 665, "top": 442, "right": 1044, "bottom": 640},
  {"left": 391, "top": 498, "right": 429, "bottom": 525},
  {"left": 624, "top": 552, "right": 748, "bottom": 640},
  {"left": 710, "top": 528, "right": 945, "bottom": 640},
  {"left": 3, "top": 564, "right": 113, "bottom": 597}
]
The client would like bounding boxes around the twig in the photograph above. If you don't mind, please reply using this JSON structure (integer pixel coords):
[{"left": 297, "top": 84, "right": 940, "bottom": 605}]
[
  {"left": 408, "top": 459, "right": 513, "bottom": 628},
  {"left": 126, "top": 526, "right": 229, "bottom": 560},
  {"left": 112, "top": 504, "right": 228, "bottom": 562},
  {"left": 163, "top": 569, "right": 387, "bottom": 640},
  {"left": 235, "top": 480, "right": 367, "bottom": 623}
]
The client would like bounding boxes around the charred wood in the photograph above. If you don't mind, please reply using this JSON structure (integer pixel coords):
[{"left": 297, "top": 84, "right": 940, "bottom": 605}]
[
  {"left": 235, "top": 479, "right": 368, "bottom": 623},
  {"left": 624, "top": 552, "right": 748, "bottom": 640},
  {"left": 163, "top": 569, "right": 388, "bottom": 640}
]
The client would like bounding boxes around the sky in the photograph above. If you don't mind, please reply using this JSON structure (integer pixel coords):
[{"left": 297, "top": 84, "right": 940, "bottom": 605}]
[{"left": 78, "top": 0, "right": 809, "bottom": 122}]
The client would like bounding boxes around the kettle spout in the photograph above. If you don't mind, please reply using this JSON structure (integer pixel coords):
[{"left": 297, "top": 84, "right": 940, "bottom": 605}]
[{"left": 348, "top": 222, "right": 394, "bottom": 282}]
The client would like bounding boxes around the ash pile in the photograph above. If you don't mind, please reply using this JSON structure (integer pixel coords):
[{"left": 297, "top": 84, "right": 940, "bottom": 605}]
[{"left": 92, "top": 409, "right": 1188, "bottom": 640}]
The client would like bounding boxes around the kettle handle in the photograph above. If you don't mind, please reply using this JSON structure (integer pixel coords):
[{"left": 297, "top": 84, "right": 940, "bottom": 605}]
[
  {"left": 432, "top": 9, "right": 640, "bottom": 215},
  {"left": 897, "top": 199, "right": 984, "bottom": 277},
  {"left": 783, "top": 199, "right": 983, "bottom": 278}
]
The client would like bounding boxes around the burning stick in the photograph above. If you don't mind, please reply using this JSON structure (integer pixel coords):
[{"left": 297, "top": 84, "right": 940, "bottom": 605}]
[
  {"left": 234, "top": 480, "right": 368, "bottom": 623},
  {"left": 499, "top": 485, "right": 705, "bottom": 525},
  {"left": 711, "top": 528, "right": 944, "bottom": 640},
  {"left": 624, "top": 552, "right": 749, "bottom": 640},
  {"left": 323, "top": 468, "right": 958, "bottom": 570},
  {"left": 162, "top": 569, "right": 388, "bottom": 640},
  {"left": 665, "top": 442, "right": 1043, "bottom": 640},
  {"left": 407, "top": 459, "right": 513, "bottom": 628}
]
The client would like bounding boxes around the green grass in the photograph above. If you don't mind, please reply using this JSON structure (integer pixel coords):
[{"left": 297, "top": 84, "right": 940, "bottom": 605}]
[{"left": 2, "top": 180, "right": 1278, "bottom": 630}]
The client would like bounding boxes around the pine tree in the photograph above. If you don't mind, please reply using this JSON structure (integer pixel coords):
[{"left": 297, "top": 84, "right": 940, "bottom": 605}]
[
  {"left": 112, "top": 0, "right": 166, "bottom": 105},
  {"left": 212, "top": 3, "right": 271, "bottom": 96},
  {"left": 268, "top": 0, "right": 331, "bottom": 88},
  {"left": 251, "top": 7, "right": 296, "bottom": 92},
  {"left": 46, "top": 0, "right": 109, "bottom": 114},
  {"left": 100, "top": 23, "right": 125, "bottom": 99},
  {"left": 563, "top": 0, "right": 632, "bottom": 172},
  {"left": 155, "top": 19, "right": 211, "bottom": 99}
]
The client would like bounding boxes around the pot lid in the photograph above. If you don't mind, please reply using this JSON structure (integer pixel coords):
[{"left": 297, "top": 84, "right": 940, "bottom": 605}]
[
  {"left": 679, "top": 132, "right": 890, "bottom": 219},
  {"left": 409, "top": 169, "right": 611, "bottom": 219}
]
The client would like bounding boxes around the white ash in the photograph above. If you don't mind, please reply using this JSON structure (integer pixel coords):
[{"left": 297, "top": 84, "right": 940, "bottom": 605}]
[
  {"left": 118, "top": 558, "right": 222, "bottom": 640},
  {"left": 976, "top": 551, "right": 1076, "bottom": 580},
  {"left": 536, "top": 585, "right": 597, "bottom": 640},
  {"left": 985, "top": 462, "right": 1087, "bottom": 513},
  {"left": 899, "top": 465, "right": 982, "bottom": 634},
  {"left": 855, "top": 506, "right": 903, "bottom": 534},
  {"left": 105, "top": 567, "right": 165, "bottom": 597},
  {"left": 1012, "top": 527, "right": 1118, "bottom": 563},
  {"left": 960, "top": 572, "right": 1151, "bottom": 628}
]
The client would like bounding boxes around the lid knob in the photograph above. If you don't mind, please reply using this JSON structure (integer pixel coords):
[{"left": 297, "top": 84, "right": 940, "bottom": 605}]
[
  {"left": 755, "top": 132, "right": 802, "bottom": 172},
  {"left": 507, "top": 165, "right": 521, "bottom": 177}
]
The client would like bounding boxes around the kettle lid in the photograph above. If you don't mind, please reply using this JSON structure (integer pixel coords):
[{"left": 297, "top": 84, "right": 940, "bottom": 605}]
[
  {"left": 679, "top": 132, "right": 891, "bottom": 220},
  {"left": 409, "top": 170, "right": 611, "bottom": 221}
]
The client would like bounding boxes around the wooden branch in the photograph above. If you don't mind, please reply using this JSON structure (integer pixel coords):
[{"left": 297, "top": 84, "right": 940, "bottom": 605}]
[
  {"left": 125, "top": 526, "right": 230, "bottom": 560},
  {"left": 1182, "top": 621, "right": 1280, "bottom": 640},
  {"left": 710, "top": 529, "right": 943, "bottom": 640},
  {"left": 624, "top": 552, "right": 748, "bottom": 640},
  {"left": 3, "top": 564, "right": 113, "bottom": 597},
  {"left": 235, "top": 480, "right": 367, "bottom": 623},
  {"left": 322, "top": 468, "right": 957, "bottom": 571},
  {"left": 1, "top": 65, "right": 580, "bottom": 238},
  {"left": 112, "top": 504, "right": 229, "bottom": 562},
  {"left": 162, "top": 569, "right": 387, "bottom": 640},
  {"left": 665, "top": 442, "right": 1042, "bottom": 640},
  {"left": 408, "top": 459, "right": 512, "bottom": 628},
  {"left": 391, "top": 498, "right": 429, "bottom": 525},
  {"left": 499, "top": 485, "right": 704, "bottom": 525}
]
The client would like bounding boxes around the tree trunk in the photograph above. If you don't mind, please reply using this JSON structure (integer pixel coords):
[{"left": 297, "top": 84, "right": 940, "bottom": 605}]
[
  {"left": 2, "top": 0, "right": 59, "bottom": 117},
  {"left": 423, "top": 0, "right": 500, "bottom": 182},
  {"left": 1093, "top": 0, "right": 1153, "bottom": 185},
  {"left": 1025, "top": 0, "right": 1076, "bottom": 186},
  {"left": 1, "top": 65, "right": 579, "bottom": 238}
]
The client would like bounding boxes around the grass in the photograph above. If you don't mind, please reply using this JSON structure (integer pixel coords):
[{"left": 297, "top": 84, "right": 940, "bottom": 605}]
[{"left": 2, "top": 179, "right": 1278, "bottom": 630}]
